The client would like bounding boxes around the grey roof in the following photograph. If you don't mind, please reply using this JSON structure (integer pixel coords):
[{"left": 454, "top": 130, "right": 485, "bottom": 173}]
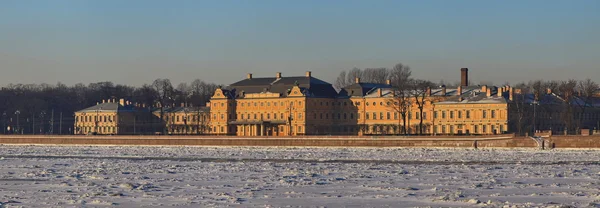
[
  {"left": 512, "top": 93, "right": 600, "bottom": 107},
  {"left": 435, "top": 86, "right": 508, "bottom": 104},
  {"left": 152, "top": 106, "right": 210, "bottom": 113},
  {"left": 76, "top": 102, "right": 140, "bottom": 113},
  {"left": 339, "top": 83, "right": 393, "bottom": 97},
  {"left": 226, "top": 76, "right": 338, "bottom": 98}
]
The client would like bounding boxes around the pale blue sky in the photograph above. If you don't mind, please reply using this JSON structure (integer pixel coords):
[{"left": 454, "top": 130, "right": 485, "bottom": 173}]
[{"left": 1, "top": 0, "right": 598, "bottom": 86}]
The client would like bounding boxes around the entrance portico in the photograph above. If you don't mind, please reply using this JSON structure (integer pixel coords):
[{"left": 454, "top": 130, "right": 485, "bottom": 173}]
[{"left": 229, "top": 120, "right": 288, "bottom": 136}]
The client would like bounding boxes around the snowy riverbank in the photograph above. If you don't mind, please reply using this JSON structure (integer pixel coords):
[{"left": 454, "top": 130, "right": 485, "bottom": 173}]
[{"left": 1, "top": 145, "right": 599, "bottom": 207}]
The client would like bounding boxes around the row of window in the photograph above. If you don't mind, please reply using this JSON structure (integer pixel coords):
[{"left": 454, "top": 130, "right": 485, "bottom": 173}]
[
  {"left": 214, "top": 101, "right": 306, "bottom": 109},
  {"left": 215, "top": 100, "right": 408, "bottom": 109},
  {"left": 212, "top": 125, "right": 304, "bottom": 134},
  {"left": 434, "top": 109, "right": 499, "bottom": 120},
  {"left": 433, "top": 124, "right": 505, "bottom": 134},
  {"left": 78, "top": 126, "right": 116, "bottom": 134},
  {"left": 164, "top": 115, "right": 208, "bottom": 123},
  {"left": 76, "top": 115, "right": 115, "bottom": 123},
  {"left": 214, "top": 112, "right": 304, "bottom": 121}
]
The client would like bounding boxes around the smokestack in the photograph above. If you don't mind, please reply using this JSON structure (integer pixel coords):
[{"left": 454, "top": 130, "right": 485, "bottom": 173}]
[
  {"left": 442, "top": 85, "right": 447, "bottom": 96},
  {"left": 460, "top": 68, "right": 469, "bottom": 86},
  {"left": 305, "top": 71, "right": 312, "bottom": 77},
  {"left": 276, "top": 72, "right": 282, "bottom": 79},
  {"left": 247, "top": 73, "right": 253, "bottom": 79},
  {"left": 355, "top": 77, "right": 361, "bottom": 84}
]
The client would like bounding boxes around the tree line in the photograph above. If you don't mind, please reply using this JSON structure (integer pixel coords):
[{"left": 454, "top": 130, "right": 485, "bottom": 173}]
[
  {"left": 0, "top": 79, "right": 218, "bottom": 134},
  {"left": 511, "top": 79, "right": 600, "bottom": 135}
]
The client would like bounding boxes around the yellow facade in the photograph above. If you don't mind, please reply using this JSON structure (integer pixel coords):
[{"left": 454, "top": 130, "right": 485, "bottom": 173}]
[
  {"left": 75, "top": 111, "right": 119, "bottom": 135},
  {"left": 208, "top": 72, "right": 511, "bottom": 136},
  {"left": 210, "top": 85, "right": 315, "bottom": 136},
  {"left": 74, "top": 99, "right": 149, "bottom": 135},
  {"left": 434, "top": 103, "right": 508, "bottom": 135}
]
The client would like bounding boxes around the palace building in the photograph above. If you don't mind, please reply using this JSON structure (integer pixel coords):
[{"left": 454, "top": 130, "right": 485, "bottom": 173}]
[
  {"left": 208, "top": 69, "right": 513, "bottom": 136},
  {"left": 80, "top": 68, "right": 592, "bottom": 136}
]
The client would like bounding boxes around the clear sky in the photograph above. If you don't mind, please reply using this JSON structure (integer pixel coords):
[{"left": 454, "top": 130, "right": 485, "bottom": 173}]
[{"left": 1, "top": 0, "right": 599, "bottom": 86}]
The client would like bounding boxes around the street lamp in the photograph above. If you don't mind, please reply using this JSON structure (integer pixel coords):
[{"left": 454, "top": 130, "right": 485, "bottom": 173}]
[
  {"left": 2, "top": 112, "right": 6, "bottom": 134},
  {"left": 40, "top": 111, "right": 46, "bottom": 134},
  {"left": 15, "top": 110, "right": 20, "bottom": 134},
  {"left": 183, "top": 108, "right": 189, "bottom": 135},
  {"left": 531, "top": 100, "right": 539, "bottom": 136}
]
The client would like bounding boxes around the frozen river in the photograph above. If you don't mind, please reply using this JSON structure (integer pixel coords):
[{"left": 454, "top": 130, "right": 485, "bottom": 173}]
[{"left": 1, "top": 145, "right": 599, "bottom": 207}]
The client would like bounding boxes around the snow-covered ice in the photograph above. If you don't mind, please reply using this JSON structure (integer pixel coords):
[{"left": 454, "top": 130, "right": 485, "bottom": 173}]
[{"left": 1, "top": 145, "right": 600, "bottom": 207}]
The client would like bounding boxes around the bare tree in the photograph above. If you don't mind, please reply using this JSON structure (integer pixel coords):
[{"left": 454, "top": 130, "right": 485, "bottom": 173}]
[
  {"left": 175, "top": 82, "right": 190, "bottom": 105},
  {"left": 410, "top": 79, "right": 436, "bottom": 135},
  {"left": 575, "top": 79, "right": 599, "bottom": 129},
  {"left": 346, "top": 68, "right": 362, "bottom": 85},
  {"left": 152, "top": 78, "right": 174, "bottom": 134},
  {"left": 387, "top": 63, "right": 412, "bottom": 135},
  {"left": 362, "top": 68, "right": 389, "bottom": 83},
  {"left": 509, "top": 92, "right": 530, "bottom": 136},
  {"left": 557, "top": 80, "right": 577, "bottom": 133},
  {"left": 334, "top": 71, "right": 347, "bottom": 91}
]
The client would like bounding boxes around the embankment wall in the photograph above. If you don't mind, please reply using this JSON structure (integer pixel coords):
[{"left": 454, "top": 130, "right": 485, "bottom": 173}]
[{"left": 0, "top": 135, "right": 597, "bottom": 148}]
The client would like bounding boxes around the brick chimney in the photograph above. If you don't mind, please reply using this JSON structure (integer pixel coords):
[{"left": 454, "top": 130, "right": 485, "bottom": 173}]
[
  {"left": 460, "top": 68, "right": 469, "bottom": 86},
  {"left": 497, "top": 87, "right": 503, "bottom": 97},
  {"left": 509, "top": 87, "right": 514, "bottom": 101},
  {"left": 247, "top": 73, "right": 253, "bottom": 79},
  {"left": 441, "top": 85, "right": 447, "bottom": 96},
  {"left": 377, "top": 88, "right": 382, "bottom": 97},
  {"left": 181, "top": 103, "right": 185, "bottom": 107},
  {"left": 547, "top": 88, "right": 552, "bottom": 94},
  {"left": 355, "top": 77, "right": 361, "bottom": 84},
  {"left": 426, "top": 87, "right": 432, "bottom": 96},
  {"left": 119, "top": 99, "right": 125, "bottom": 106},
  {"left": 481, "top": 85, "right": 488, "bottom": 93},
  {"left": 102, "top": 99, "right": 106, "bottom": 103},
  {"left": 386, "top": 79, "right": 391, "bottom": 85},
  {"left": 305, "top": 71, "right": 312, "bottom": 77},
  {"left": 457, "top": 86, "right": 462, "bottom": 96},
  {"left": 276, "top": 72, "right": 282, "bottom": 79},
  {"left": 486, "top": 88, "right": 492, "bottom": 97}
]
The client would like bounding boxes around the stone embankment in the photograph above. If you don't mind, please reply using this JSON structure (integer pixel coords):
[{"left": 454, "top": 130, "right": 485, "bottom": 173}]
[{"left": 0, "top": 134, "right": 597, "bottom": 148}]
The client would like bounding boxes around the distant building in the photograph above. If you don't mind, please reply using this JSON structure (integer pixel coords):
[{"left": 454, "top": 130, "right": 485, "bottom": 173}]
[
  {"left": 74, "top": 99, "right": 152, "bottom": 135},
  {"left": 152, "top": 105, "right": 211, "bottom": 135}
]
